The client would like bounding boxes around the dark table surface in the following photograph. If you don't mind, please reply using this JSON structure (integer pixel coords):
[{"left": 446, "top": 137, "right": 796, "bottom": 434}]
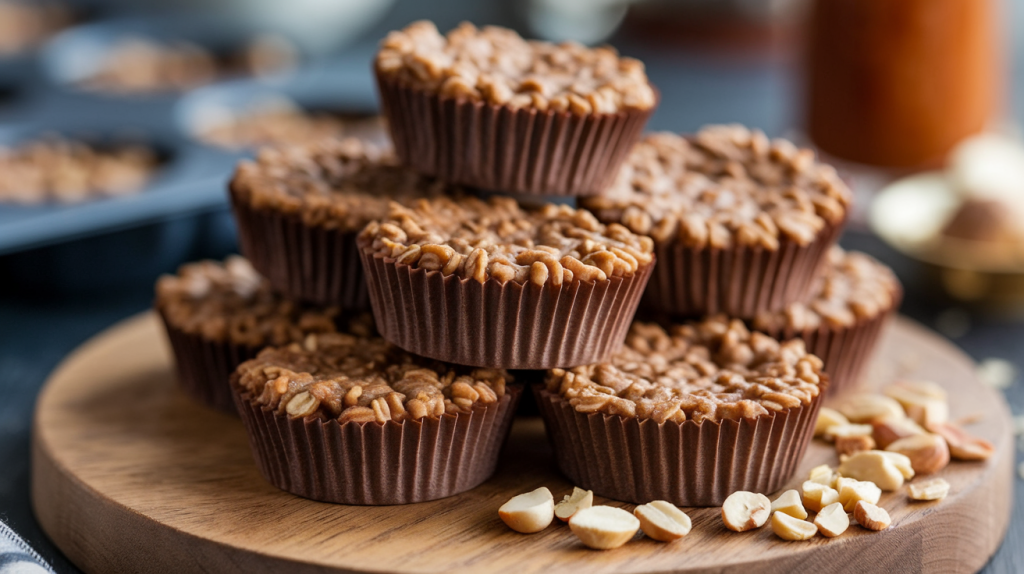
[{"left": 2, "top": 1, "right": 1024, "bottom": 572}]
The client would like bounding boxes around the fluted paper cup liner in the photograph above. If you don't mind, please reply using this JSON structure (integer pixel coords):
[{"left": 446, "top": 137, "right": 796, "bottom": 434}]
[
  {"left": 535, "top": 387, "right": 823, "bottom": 506},
  {"left": 231, "top": 190, "right": 369, "bottom": 309},
  {"left": 376, "top": 75, "right": 654, "bottom": 197},
  {"left": 159, "top": 312, "right": 258, "bottom": 414},
  {"left": 233, "top": 385, "right": 521, "bottom": 505},
  {"left": 642, "top": 220, "right": 845, "bottom": 319},
  {"left": 360, "top": 250, "right": 654, "bottom": 369},
  {"left": 759, "top": 288, "right": 902, "bottom": 397}
]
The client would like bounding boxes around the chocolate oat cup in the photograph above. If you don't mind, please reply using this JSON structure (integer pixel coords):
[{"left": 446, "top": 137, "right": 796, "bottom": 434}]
[
  {"left": 583, "top": 127, "right": 853, "bottom": 318},
  {"left": 374, "top": 21, "right": 657, "bottom": 196},
  {"left": 752, "top": 248, "right": 903, "bottom": 395},
  {"left": 229, "top": 137, "right": 449, "bottom": 307},
  {"left": 537, "top": 317, "right": 827, "bottom": 506},
  {"left": 231, "top": 196, "right": 368, "bottom": 308},
  {"left": 358, "top": 196, "right": 655, "bottom": 369},
  {"left": 160, "top": 315, "right": 260, "bottom": 413},
  {"left": 231, "top": 333, "right": 521, "bottom": 505},
  {"left": 155, "top": 257, "right": 351, "bottom": 413},
  {"left": 641, "top": 218, "right": 845, "bottom": 318}
]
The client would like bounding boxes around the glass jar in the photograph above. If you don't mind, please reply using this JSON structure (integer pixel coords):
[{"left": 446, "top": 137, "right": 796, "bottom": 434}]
[{"left": 806, "top": 0, "right": 1003, "bottom": 168}]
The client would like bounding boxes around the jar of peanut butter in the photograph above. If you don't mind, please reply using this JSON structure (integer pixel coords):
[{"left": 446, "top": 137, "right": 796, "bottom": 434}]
[{"left": 806, "top": 0, "right": 1002, "bottom": 168}]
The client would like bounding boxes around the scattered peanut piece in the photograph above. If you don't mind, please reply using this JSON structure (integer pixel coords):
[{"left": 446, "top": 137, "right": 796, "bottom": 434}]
[
  {"left": 814, "top": 502, "right": 850, "bottom": 537},
  {"left": 884, "top": 380, "right": 947, "bottom": 403},
  {"left": 569, "top": 506, "right": 640, "bottom": 550},
  {"left": 801, "top": 481, "right": 840, "bottom": 512},
  {"left": 771, "top": 489, "right": 807, "bottom": 520},
  {"left": 872, "top": 417, "right": 927, "bottom": 449},
  {"left": 836, "top": 477, "right": 881, "bottom": 512},
  {"left": 722, "top": 491, "right": 771, "bottom": 532},
  {"left": 886, "top": 433, "right": 950, "bottom": 475},
  {"left": 554, "top": 487, "right": 593, "bottom": 521},
  {"left": 927, "top": 422, "right": 995, "bottom": 461},
  {"left": 823, "top": 423, "right": 874, "bottom": 443},
  {"left": 837, "top": 394, "right": 906, "bottom": 424},
  {"left": 838, "top": 451, "right": 906, "bottom": 491},
  {"left": 807, "top": 464, "right": 839, "bottom": 487},
  {"left": 815, "top": 408, "right": 850, "bottom": 438},
  {"left": 878, "top": 451, "right": 916, "bottom": 480},
  {"left": 836, "top": 434, "right": 876, "bottom": 456},
  {"left": 771, "top": 511, "right": 818, "bottom": 541},
  {"left": 499, "top": 487, "right": 554, "bottom": 533},
  {"left": 884, "top": 381, "right": 948, "bottom": 427},
  {"left": 854, "top": 500, "right": 891, "bottom": 531},
  {"left": 634, "top": 501, "right": 691, "bottom": 542},
  {"left": 908, "top": 478, "right": 951, "bottom": 501}
]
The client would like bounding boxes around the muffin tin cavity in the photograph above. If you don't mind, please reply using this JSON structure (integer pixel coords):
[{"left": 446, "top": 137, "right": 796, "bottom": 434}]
[
  {"left": 42, "top": 16, "right": 304, "bottom": 97},
  {"left": 176, "top": 78, "right": 382, "bottom": 151}
]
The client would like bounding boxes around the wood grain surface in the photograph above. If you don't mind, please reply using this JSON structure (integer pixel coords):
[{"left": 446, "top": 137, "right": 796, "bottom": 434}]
[{"left": 31, "top": 312, "right": 1015, "bottom": 574}]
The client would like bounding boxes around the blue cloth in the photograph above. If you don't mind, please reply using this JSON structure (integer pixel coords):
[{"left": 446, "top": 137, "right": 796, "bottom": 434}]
[{"left": 0, "top": 522, "right": 53, "bottom": 574}]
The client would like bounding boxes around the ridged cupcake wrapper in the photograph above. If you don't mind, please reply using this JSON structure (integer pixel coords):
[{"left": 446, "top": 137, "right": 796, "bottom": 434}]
[
  {"left": 642, "top": 220, "right": 845, "bottom": 318},
  {"left": 534, "top": 388, "right": 822, "bottom": 506},
  {"left": 376, "top": 76, "right": 654, "bottom": 196},
  {"left": 761, "top": 288, "right": 902, "bottom": 396},
  {"left": 233, "top": 385, "right": 521, "bottom": 505},
  {"left": 231, "top": 191, "right": 369, "bottom": 309},
  {"left": 360, "top": 251, "right": 654, "bottom": 369},
  {"left": 159, "top": 312, "right": 258, "bottom": 414}
]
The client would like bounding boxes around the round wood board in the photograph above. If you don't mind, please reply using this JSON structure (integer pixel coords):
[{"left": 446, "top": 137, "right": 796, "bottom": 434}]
[{"left": 32, "top": 312, "right": 1014, "bottom": 574}]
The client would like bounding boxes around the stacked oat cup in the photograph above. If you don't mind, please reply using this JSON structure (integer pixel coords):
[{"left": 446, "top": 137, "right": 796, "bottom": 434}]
[{"left": 155, "top": 21, "right": 902, "bottom": 508}]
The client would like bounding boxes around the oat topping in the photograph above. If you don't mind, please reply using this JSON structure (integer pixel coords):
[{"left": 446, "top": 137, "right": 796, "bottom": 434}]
[
  {"left": 234, "top": 333, "right": 510, "bottom": 423},
  {"left": 156, "top": 257, "right": 346, "bottom": 347},
  {"left": 753, "top": 248, "right": 900, "bottom": 331},
  {"left": 230, "top": 137, "right": 450, "bottom": 229},
  {"left": 375, "top": 21, "right": 656, "bottom": 114},
  {"left": 582, "top": 126, "right": 852, "bottom": 248},
  {"left": 359, "top": 196, "right": 654, "bottom": 286},
  {"left": 546, "top": 316, "right": 824, "bottom": 423}
]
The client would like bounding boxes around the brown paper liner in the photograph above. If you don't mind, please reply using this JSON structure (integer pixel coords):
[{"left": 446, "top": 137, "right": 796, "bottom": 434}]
[
  {"left": 159, "top": 312, "right": 258, "bottom": 414},
  {"left": 760, "top": 287, "right": 902, "bottom": 397},
  {"left": 642, "top": 219, "right": 845, "bottom": 318},
  {"left": 231, "top": 189, "right": 369, "bottom": 309},
  {"left": 535, "top": 387, "right": 823, "bottom": 506},
  {"left": 360, "top": 250, "right": 654, "bottom": 369},
  {"left": 233, "top": 385, "right": 522, "bottom": 505},
  {"left": 375, "top": 75, "right": 654, "bottom": 196}
]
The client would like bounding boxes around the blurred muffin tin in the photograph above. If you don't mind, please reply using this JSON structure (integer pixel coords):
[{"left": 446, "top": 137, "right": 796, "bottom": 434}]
[{"left": 0, "top": 13, "right": 380, "bottom": 256}]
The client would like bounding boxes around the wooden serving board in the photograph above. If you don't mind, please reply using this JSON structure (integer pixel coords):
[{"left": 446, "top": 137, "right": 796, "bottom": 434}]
[{"left": 32, "top": 313, "right": 1014, "bottom": 574}]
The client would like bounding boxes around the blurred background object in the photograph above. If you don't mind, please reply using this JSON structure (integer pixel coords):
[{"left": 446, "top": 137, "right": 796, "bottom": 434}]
[
  {"left": 88, "top": 0, "right": 396, "bottom": 54},
  {"left": 871, "top": 133, "right": 1024, "bottom": 311},
  {"left": 0, "top": 1, "right": 75, "bottom": 56},
  {"left": 806, "top": 0, "right": 1003, "bottom": 168}
]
